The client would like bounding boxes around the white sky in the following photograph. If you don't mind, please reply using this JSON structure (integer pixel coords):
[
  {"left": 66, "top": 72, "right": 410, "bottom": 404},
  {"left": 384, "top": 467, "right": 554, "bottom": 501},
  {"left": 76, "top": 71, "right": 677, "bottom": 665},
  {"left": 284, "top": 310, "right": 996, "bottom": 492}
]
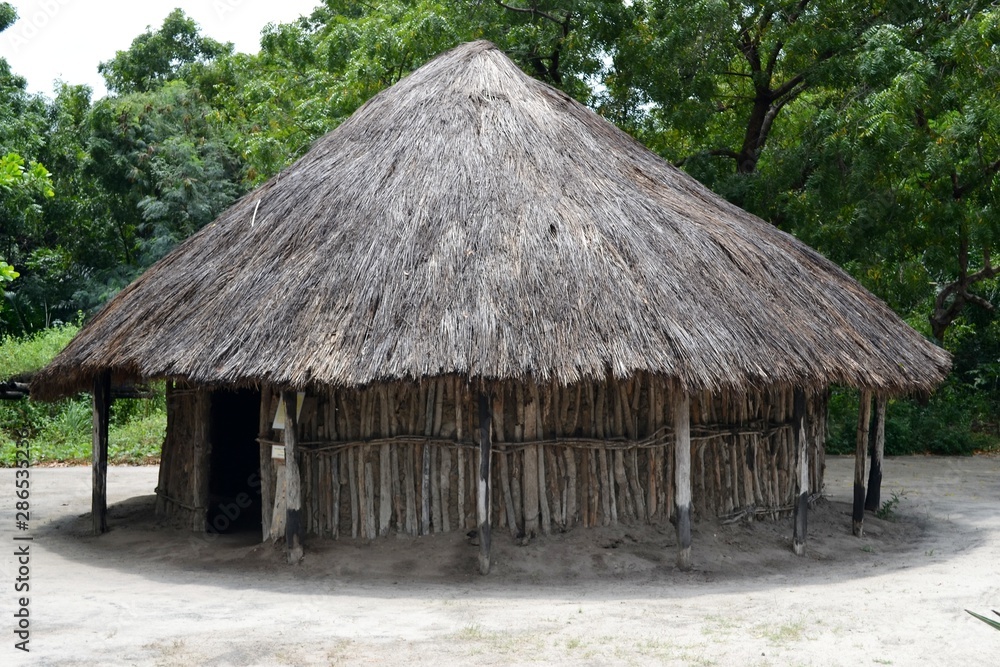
[{"left": 0, "top": 0, "right": 323, "bottom": 99}]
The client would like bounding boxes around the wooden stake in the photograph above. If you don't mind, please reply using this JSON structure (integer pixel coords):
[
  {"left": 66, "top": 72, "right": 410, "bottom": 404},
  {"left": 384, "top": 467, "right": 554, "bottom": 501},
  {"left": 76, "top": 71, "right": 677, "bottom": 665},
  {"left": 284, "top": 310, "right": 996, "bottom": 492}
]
[
  {"left": 546, "top": 446, "right": 562, "bottom": 529},
  {"left": 538, "top": 445, "right": 551, "bottom": 535},
  {"left": 457, "top": 448, "right": 466, "bottom": 530},
  {"left": 523, "top": 385, "right": 540, "bottom": 537},
  {"left": 258, "top": 387, "right": 274, "bottom": 541},
  {"left": 440, "top": 447, "right": 452, "bottom": 532},
  {"left": 364, "top": 457, "right": 376, "bottom": 540},
  {"left": 193, "top": 389, "right": 210, "bottom": 532},
  {"left": 379, "top": 388, "right": 392, "bottom": 536},
  {"left": 629, "top": 448, "right": 647, "bottom": 522},
  {"left": 476, "top": 391, "right": 493, "bottom": 575},
  {"left": 404, "top": 443, "right": 417, "bottom": 535},
  {"left": 91, "top": 372, "right": 111, "bottom": 535},
  {"left": 431, "top": 446, "right": 442, "bottom": 532},
  {"left": 348, "top": 442, "right": 359, "bottom": 538},
  {"left": 283, "top": 390, "right": 304, "bottom": 563},
  {"left": 500, "top": 450, "right": 518, "bottom": 536},
  {"left": 564, "top": 448, "right": 577, "bottom": 527},
  {"left": 422, "top": 383, "right": 434, "bottom": 535},
  {"left": 792, "top": 388, "right": 809, "bottom": 556},
  {"left": 331, "top": 452, "right": 340, "bottom": 539},
  {"left": 598, "top": 447, "right": 612, "bottom": 525},
  {"left": 865, "top": 395, "right": 887, "bottom": 512},
  {"left": 854, "top": 390, "right": 872, "bottom": 537},
  {"left": 673, "top": 390, "right": 692, "bottom": 571}
]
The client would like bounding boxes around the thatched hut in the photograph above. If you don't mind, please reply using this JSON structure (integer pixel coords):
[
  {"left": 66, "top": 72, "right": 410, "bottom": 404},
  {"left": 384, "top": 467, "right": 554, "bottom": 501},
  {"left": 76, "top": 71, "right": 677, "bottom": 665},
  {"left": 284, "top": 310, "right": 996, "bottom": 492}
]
[{"left": 33, "top": 41, "right": 949, "bottom": 572}]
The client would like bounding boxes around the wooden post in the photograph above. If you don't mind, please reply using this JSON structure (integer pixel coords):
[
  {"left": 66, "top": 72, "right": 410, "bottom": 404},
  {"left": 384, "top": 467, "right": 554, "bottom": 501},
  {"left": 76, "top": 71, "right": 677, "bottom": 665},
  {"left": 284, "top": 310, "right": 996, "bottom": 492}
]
[
  {"left": 673, "top": 389, "right": 692, "bottom": 571},
  {"left": 476, "top": 391, "right": 493, "bottom": 575},
  {"left": 421, "top": 383, "right": 434, "bottom": 534},
  {"left": 283, "top": 390, "right": 304, "bottom": 563},
  {"left": 523, "top": 385, "right": 540, "bottom": 537},
  {"left": 259, "top": 387, "right": 274, "bottom": 542},
  {"left": 91, "top": 372, "right": 111, "bottom": 535},
  {"left": 865, "top": 395, "right": 887, "bottom": 512},
  {"left": 854, "top": 390, "right": 872, "bottom": 537},
  {"left": 792, "top": 388, "right": 808, "bottom": 556}
]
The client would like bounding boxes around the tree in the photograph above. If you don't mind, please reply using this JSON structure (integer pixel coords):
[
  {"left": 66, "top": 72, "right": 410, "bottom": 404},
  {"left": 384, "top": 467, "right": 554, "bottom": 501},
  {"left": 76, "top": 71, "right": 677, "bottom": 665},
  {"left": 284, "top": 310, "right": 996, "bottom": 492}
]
[
  {"left": 0, "top": 3, "right": 57, "bottom": 331},
  {"left": 777, "top": 2, "right": 1000, "bottom": 342},
  {"left": 86, "top": 81, "right": 242, "bottom": 269},
  {"left": 602, "top": 1, "right": 931, "bottom": 204},
  {"left": 98, "top": 9, "right": 232, "bottom": 95}
]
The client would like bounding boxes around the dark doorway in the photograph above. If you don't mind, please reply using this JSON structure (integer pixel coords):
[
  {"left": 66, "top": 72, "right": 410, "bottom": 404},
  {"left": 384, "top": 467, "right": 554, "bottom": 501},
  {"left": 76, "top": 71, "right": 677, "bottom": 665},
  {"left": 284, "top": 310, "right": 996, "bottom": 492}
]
[{"left": 208, "top": 388, "right": 262, "bottom": 534}]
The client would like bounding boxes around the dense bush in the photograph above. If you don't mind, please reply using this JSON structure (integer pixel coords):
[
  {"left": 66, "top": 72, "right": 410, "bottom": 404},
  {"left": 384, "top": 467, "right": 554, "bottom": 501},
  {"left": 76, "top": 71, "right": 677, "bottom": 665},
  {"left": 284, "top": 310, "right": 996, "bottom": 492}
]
[
  {"left": 0, "top": 322, "right": 79, "bottom": 379},
  {"left": 826, "top": 380, "right": 996, "bottom": 456}
]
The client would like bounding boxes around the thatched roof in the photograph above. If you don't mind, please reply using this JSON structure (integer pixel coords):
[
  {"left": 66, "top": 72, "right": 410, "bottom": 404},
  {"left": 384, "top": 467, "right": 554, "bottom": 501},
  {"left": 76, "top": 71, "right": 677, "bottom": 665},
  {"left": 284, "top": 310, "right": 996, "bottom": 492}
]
[{"left": 33, "top": 40, "right": 949, "bottom": 401}]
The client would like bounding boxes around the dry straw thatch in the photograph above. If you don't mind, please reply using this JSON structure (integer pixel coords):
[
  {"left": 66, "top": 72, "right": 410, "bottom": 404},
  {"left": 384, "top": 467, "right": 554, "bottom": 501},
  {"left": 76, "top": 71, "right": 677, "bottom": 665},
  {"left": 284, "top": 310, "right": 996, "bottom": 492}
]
[{"left": 33, "top": 40, "right": 949, "bottom": 401}]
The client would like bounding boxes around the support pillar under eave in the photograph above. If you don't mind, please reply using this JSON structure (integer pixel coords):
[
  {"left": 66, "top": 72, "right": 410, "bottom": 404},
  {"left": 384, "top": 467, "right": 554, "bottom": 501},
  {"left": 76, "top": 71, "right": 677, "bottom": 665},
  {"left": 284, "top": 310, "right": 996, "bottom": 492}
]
[
  {"left": 476, "top": 391, "right": 493, "bottom": 575},
  {"left": 864, "top": 395, "right": 887, "bottom": 512},
  {"left": 853, "top": 390, "right": 873, "bottom": 537},
  {"left": 283, "top": 390, "right": 304, "bottom": 563},
  {"left": 792, "top": 388, "right": 809, "bottom": 556},
  {"left": 673, "top": 390, "right": 692, "bottom": 571},
  {"left": 91, "top": 372, "right": 111, "bottom": 535}
]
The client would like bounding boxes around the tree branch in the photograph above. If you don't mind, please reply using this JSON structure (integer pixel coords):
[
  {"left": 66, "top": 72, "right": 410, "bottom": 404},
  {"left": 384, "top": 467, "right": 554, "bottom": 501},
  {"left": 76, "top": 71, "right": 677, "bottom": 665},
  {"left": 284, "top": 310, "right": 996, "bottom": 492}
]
[
  {"left": 766, "top": 40, "right": 784, "bottom": 77},
  {"left": 673, "top": 148, "right": 740, "bottom": 168},
  {"left": 494, "top": 0, "right": 563, "bottom": 26}
]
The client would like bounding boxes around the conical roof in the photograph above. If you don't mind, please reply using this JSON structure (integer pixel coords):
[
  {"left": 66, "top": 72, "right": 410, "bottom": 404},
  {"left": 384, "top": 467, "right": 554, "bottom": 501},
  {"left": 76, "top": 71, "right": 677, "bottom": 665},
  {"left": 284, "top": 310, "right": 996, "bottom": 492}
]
[{"left": 33, "top": 40, "right": 949, "bottom": 400}]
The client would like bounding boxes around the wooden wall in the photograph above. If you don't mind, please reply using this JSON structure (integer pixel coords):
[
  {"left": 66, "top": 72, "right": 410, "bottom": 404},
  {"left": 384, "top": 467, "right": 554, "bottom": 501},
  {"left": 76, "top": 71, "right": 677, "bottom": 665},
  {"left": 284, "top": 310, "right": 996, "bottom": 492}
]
[
  {"left": 155, "top": 381, "right": 210, "bottom": 531},
  {"left": 255, "top": 375, "right": 826, "bottom": 541}
]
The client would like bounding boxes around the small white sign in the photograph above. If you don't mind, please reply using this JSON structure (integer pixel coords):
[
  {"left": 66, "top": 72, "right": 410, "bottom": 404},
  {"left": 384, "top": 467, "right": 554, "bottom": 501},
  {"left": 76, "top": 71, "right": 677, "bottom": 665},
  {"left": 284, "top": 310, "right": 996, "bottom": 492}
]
[{"left": 271, "top": 445, "right": 286, "bottom": 461}]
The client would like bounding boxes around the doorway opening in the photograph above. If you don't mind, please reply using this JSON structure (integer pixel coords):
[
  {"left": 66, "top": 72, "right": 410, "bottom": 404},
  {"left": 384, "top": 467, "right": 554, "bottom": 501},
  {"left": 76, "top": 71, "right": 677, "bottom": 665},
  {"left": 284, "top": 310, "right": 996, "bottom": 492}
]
[{"left": 207, "top": 388, "right": 261, "bottom": 534}]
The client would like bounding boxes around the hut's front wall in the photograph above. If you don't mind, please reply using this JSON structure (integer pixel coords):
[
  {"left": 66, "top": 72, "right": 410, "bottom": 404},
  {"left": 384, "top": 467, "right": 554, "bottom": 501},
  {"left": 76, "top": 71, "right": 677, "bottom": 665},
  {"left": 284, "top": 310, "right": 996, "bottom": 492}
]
[
  {"left": 254, "top": 375, "right": 825, "bottom": 541},
  {"left": 156, "top": 382, "right": 211, "bottom": 531}
]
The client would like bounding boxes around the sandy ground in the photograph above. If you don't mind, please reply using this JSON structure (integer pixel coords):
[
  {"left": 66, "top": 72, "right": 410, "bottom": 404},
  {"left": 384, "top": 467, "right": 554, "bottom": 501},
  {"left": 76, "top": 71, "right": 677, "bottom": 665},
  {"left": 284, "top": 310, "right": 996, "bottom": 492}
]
[{"left": 0, "top": 455, "right": 998, "bottom": 666}]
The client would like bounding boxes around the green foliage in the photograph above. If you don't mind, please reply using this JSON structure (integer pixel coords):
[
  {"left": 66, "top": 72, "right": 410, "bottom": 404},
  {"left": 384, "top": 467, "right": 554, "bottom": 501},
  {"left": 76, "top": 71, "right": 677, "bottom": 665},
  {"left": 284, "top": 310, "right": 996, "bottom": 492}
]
[
  {"left": 0, "top": 322, "right": 78, "bottom": 379},
  {"left": 0, "top": 2, "right": 15, "bottom": 33},
  {"left": 965, "top": 610, "right": 1000, "bottom": 632},
  {"left": 875, "top": 490, "right": 904, "bottom": 521},
  {"left": 0, "top": 151, "right": 53, "bottom": 196},
  {"left": 98, "top": 9, "right": 233, "bottom": 95},
  {"left": 86, "top": 80, "right": 242, "bottom": 267},
  {"left": 0, "top": 326, "right": 165, "bottom": 466},
  {"left": 0, "top": 259, "right": 16, "bottom": 283},
  {"left": 827, "top": 382, "right": 996, "bottom": 456},
  {"left": 0, "top": 396, "right": 165, "bottom": 466}
]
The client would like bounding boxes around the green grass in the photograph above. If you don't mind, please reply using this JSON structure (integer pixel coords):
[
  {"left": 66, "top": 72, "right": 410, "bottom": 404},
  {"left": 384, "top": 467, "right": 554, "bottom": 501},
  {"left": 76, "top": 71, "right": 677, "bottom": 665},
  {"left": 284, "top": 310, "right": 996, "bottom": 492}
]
[
  {"left": 0, "top": 397, "right": 165, "bottom": 466},
  {"left": 0, "top": 323, "right": 79, "bottom": 379},
  {"left": 0, "top": 325, "right": 165, "bottom": 466}
]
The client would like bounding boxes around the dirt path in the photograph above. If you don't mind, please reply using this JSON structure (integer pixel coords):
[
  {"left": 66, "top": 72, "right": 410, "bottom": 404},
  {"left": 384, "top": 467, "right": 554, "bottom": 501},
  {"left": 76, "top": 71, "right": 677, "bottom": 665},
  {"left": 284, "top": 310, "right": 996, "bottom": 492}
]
[{"left": 1, "top": 455, "right": 998, "bottom": 666}]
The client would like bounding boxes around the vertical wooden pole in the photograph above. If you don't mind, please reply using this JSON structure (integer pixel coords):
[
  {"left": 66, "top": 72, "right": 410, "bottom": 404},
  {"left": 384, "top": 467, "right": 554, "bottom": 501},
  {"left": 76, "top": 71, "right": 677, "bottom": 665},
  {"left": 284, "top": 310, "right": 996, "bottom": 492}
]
[
  {"left": 792, "top": 388, "right": 809, "bottom": 556},
  {"left": 854, "top": 390, "right": 872, "bottom": 537},
  {"left": 421, "top": 382, "right": 434, "bottom": 534},
  {"left": 155, "top": 381, "right": 173, "bottom": 518},
  {"left": 91, "top": 372, "right": 111, "bottom": 535},
  {"left": 259, "top": 386, "right": 274, "bottom": 542},
  {"left": 477, "top": 390, "right": 493, "bottom": 575},
  {"left": 865, "top": 395, "right": 887, "bottom": 512},
  {"left": 193, "top": 389, "right": 210, "bottom": 532},
  {"left": 379, "top": 387, "right": 392, "bottom": 536},
  {"left": 523, "top": 385, "right": 540, "bottom": 537},
  {"left": 283, "top": 390, "right": 304, "bottom": 563},
  {"left": 673, "top": 389, "right": 692, "bottom": 571}
]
